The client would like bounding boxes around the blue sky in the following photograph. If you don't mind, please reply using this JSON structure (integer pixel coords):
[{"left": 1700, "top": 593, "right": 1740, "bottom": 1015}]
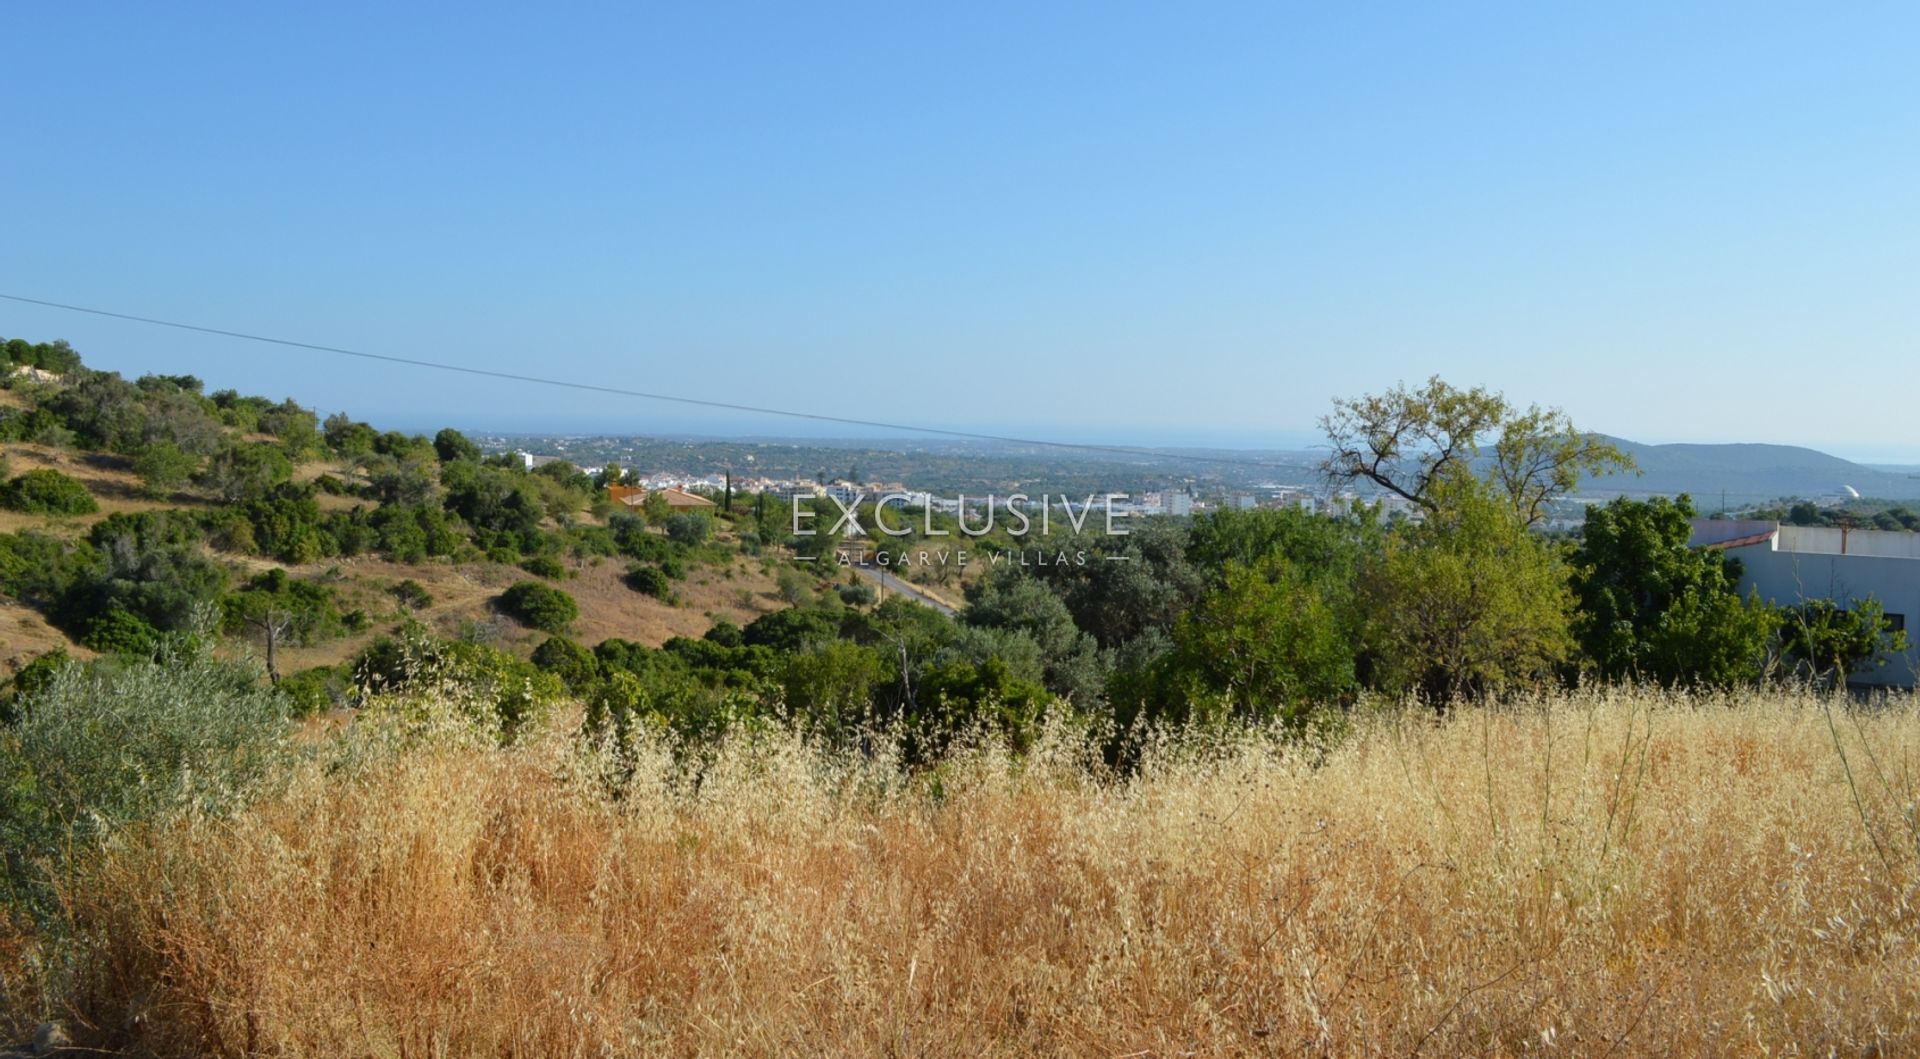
[{"left": 3, "top": 3, "right": 1917, "bottom": 458}]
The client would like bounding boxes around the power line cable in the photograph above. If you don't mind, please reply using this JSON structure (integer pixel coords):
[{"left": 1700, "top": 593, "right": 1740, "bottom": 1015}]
[{"left": 0, "top": 292, "right": 1316, "bottom": 473}]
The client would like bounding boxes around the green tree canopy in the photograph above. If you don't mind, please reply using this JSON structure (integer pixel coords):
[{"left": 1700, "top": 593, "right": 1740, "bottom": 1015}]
[
  {"left": 1571, "top": 495, "right": 1776, "bottom": 686},
  {"left": 1360, "top": 478, "right": 1575, "bottom": 704},
  {"left": 1156, "top": 557, "right": 1353, "bottom": 727},
  {"left": 1321, "top": 376, "right": 1631, "bottom": 525}
]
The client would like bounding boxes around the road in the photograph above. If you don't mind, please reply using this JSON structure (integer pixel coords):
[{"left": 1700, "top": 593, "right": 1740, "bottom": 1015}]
[{"left": 849, "top": 563, "right": 959, "bottom": 616}]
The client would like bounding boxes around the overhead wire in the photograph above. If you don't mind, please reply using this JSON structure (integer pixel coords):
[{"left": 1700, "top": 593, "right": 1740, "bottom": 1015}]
[{"left": 0, "top": 293, "right": 1319, "bottom": 474}]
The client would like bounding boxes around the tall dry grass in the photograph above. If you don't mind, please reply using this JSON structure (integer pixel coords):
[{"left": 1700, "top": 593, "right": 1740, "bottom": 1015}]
[{"left": 15, "top": 687, "right": 1920, "bottom": 1056}]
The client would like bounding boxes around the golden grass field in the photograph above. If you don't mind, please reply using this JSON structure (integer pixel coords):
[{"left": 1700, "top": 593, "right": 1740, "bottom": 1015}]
[{"left": 10, "top": 687, "right": 1920, "bottom": 1057}]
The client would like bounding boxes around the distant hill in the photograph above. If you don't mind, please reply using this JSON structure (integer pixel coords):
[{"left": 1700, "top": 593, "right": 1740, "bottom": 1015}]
[{"left": 1584, "top": 436, "right": 1920, "bottom": 505}]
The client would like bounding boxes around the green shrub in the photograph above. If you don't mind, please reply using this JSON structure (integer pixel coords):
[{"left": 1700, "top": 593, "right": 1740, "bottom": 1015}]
[
  {"left": 276, "top": 665, "right": 346, "bottom": 715},
  {"left": 0, "top": 652, "right": 289, "bottom": 920},
  {"left": 521, "top": 554, "right": 570, "bottom": 581},
  {"left": 82, "top": 608, "right": 162, "bottom": 655},
  {"left": 391, "top": 578, "right": 434, "bottom": 610},
  {"left": 531, "top": 635, "right": 600, "bottom": 692},
  {"left": 0, "top": 468, "right": 97, "bottom": 515},
  {"left": 132, "top": 440, "right": 199, "bottom": 496},
  {"left": 624, "top": 564, "right": 673, "bottom": 599},
  {"left": 221, "top": 568, "right": 348, "bottom": 646},
  {"left": 486, "top": 545, "right": 523, "bottom": 566},
  {"left": 499, "top": 580, "right": 578, "bottom": 633},
  {"left": 350, "top": 627, "right": 562, "bottom": 739},
  {"left": 1, "top": 649, "right": 72, "bottom": 725},
  {"left": 568, "top": 525, "right": 618, "bottom": 558},
  {"left": 664, "top": 512, "right": 713, "bottom": 546}
]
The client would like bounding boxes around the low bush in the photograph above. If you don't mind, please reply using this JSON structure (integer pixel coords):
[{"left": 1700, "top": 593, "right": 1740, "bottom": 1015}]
[
  {"left": 391, "top": 578, "right": 434, "bottom": 610},
  {"left": 624, "top": 564, "right": 673, "bottom": 599},
  {"left": 0, "top": 468, "right": 97, "bottom": 515},
  {"left": 0, "top": 651, "right": 289, "bottom": 921},
  {"left": 520, "top": 554, "right": 570, "bottom": 581},
  {"left": 498, "top": 580, "right": 578, "bottom": 634}
]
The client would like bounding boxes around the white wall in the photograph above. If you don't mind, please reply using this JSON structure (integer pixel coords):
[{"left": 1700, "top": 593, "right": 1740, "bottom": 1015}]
[{"left": 1724, "top": 540, "right": 1920, "bottom": 687}]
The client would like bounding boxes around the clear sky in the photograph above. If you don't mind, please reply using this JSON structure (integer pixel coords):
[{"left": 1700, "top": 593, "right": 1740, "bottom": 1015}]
[{"left": 3, "top": 3, "right": 1917, "bottom": 459}]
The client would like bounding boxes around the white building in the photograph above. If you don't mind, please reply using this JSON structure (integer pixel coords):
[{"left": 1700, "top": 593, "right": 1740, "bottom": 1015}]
[{"left": 1691, "top": 519, "right": 1920, "bottom": 687}]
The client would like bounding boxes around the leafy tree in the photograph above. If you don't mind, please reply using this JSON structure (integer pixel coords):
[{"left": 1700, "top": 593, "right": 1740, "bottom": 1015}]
[
  {"left": 81, "top": 608, "right": 163, "bottom": 655},
  {"left": 222, "top": 568, "right": 345, "bottom": 681},
  {"left": 1571, "top": 496, "right": 1776, "bottom": 686},
  {"left": 135, "top": 373, "right": 204, "bottom": 395},
  {"left": 442, "top": 460, "right": 545, "bottom": 544},
  {"left": 0, "top": 406, "right": 73, "bottom": 446},
  {"left": 775, "top": 567, "right": 814, "bottom": 606},
  {"left": 368, "top": 503, "right": 462, "bottom": 562},
  {"left": 197, "top": 442, "right": 293, "bottom": 503},
  {"left": 132, "top": 440, "right": 199, "bottom": 496},
  {"left": 1, "top": 336, "right": 83, "bottom": 373},
  {"left": 232, "top": 486, "right": 335, "bottom": 563},
  {"left": 2, "top": 649, "right": 72, "bottom": 724},
  {"left": 1321, "top": 376, "right": 1631, "bottom": 524},
  {"left": 1778, "top": 598, "right": 1910, "bottom": 686},
  {"left": 498, "top": 580, "right": 578, "bottom": 633},
  {"left": 1154, "top": 557, "right": 1353, "bottom": 726},
  {"left": 258, "top": 400, "right": 320, "bottom": 456},
  {"left": 322, "top": 413, "right": 377, "bottom": 458},
  {"left": 364, "top": 451, "right": 442, "bottom": 507},
  {"left": 780, "top": 641, "right": 887, "bottom": 735},
  {"left": 914, "top": 654, "right": 1053, "bottom": 752},
  {"left": 963, "top": 570, "right": 1107, "bottom": 703},
  {"left": 275, "top": 665, "right": 347, "bottom": 715},
  {"left": 0, "top": 531, "right": 95, "bottom": 609},
  {"left": 64, "top": 513, "right": 227, "bottom": 643},
  {"left": 136, "top": 384, "right": 224, "bottom": 456},
  {"left": 664, "top": 512, "right": 713, "bottom": 546},
  {"left": 46, "top": 371, "right": 147, "bottom": 452},
  {"left": 533, "top": 460, "right": 594, "bottom": 494},
  {"left": 837, "top": 580, "right": 878, "bottom": 607},
  {"left": 1022, "top": 519, "right": 1203, "bottom": 650},
  {"left": 210, "top": 389, "right": 273, "bottom": 431},
  {"left": 532, "top": 635, "right": 600, "bottom": 692},
  {"left": 743, "top": 606, "right": 840, "bottom": 653},
  {"left": 434, "top": 427, "right": 483, "bottom": 463},
  {"left": 1360, "top": 479, "right": 1575, "bottom": 704},
  {"left": 1187, "top": 505, "right": 1377, "bottom": 585},
  {"left": 641, "top": 491, "right": 672, "bottom": 523},
  {"left": 0, "top": 469, "right": 97, "bottom": 515}
]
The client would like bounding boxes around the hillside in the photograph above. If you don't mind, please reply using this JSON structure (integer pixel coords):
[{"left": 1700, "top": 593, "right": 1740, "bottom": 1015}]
[
  {"left": 1584, "top": 435, "right": 1920, "bottom": 504},
  {"left": 0, "top": 337, "right": 804, "bottom": 691}
]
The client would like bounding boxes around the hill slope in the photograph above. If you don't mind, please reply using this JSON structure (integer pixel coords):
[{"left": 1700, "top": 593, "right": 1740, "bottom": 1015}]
[{"left": 1585, "top": 436, "right": 1920, "bottom": 504}]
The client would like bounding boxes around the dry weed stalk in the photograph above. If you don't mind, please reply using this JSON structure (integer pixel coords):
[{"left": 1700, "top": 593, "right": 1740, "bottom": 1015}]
[{"left": 12, "top": 686, "right": 1920, "bottom": 1056}]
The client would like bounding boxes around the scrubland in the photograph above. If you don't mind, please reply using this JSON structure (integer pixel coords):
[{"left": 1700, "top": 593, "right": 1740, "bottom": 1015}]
[{"left": 7, "top": 687, "right": 1920, "bottom": 1057}]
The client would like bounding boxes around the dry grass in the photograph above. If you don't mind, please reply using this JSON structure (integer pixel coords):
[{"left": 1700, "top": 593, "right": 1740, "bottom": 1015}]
[{"left": 14, "top": 687, "right": 1920, "bottom": 1056}]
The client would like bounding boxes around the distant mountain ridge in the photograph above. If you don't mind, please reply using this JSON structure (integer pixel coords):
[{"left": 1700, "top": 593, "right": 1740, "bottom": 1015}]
[{"left": 1584, "top": 436, "right": 1920, "bottom": 504}]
